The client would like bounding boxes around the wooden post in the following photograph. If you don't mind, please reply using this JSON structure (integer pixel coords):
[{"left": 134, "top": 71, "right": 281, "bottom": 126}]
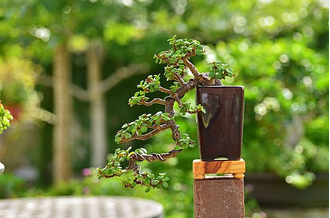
[{"left": 193, "top": 159, "right": 245, "bottom": 218}]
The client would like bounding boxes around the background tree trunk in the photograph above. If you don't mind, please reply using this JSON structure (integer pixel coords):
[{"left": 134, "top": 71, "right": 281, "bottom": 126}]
[
  {"left": 87, "top": 40, "right": 107, "bottom": 167},
  {"left": 53, "top": 43, "right": 73, "bottom": 185}
]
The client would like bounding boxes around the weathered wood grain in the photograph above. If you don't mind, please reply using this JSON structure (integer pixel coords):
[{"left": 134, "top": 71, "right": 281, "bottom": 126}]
[
  {"left": 193, "top": 159, "right": 245, "bottom": 179},
  {"left": 194, "top": 178, "right": 245, "bottom": 218}
]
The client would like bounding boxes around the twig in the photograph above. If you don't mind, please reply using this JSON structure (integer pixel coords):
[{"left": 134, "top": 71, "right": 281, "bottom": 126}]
[
  {"left": 100, "top": 63, "right": 149, "bottom": 94},
  {"left": 139, "top": 98, "right": 166, "bottom": 106},
  {"left": 120, "top": 123, "right": 172, "bottom": 143},
  {"left": 36, "top": 63, "right": 149, "bottom": 101}
]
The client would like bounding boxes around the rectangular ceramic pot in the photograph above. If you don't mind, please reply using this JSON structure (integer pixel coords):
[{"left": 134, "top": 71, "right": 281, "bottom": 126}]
[{"left": 196, "top": 86, "right": 244, "bottom": 161}]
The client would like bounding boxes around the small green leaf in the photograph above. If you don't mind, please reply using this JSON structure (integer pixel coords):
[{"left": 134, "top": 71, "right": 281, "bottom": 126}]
[
  {"left": 196, "top": 50, "right": 203, "bottom": 55},
  {"left": 215, "top": 73, "right": 223, "bottom": 79},
  {"left": 145, "top": 187, "right": 151, "bottom": 193},
  {"left": 141, "top": 126, "right": 148, "bottom": 133},
  {"left": 209, "top": 71, "right": 215, "bottom": 78},
  {"left": 162, "top": 182, "right": 169, "bottom": 188},
  {"left": 144, "top": 178, "right": 150, "bottom": 185},
  {"left": 140, "top": 147, "right": 148, "bottom": 154},
  {"left": 115, "top": 137, "right": 121, "bottom": 144},
  {"left": 131, "top": 128, "right": 137, "bottom": 134},
  {"left": 124, "top": 133, "right": 132, "bottom": 139},
  {"left": 147, "top": 173, "right": 154, "bottom": 179},
  {"left": 151, "top": 180, "right": 159, "bottom": 186}
]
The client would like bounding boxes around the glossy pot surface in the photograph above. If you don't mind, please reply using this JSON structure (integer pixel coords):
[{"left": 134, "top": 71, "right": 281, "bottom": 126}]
[{"left": 196, "top": 86, "right": 244, "bottom": 161}]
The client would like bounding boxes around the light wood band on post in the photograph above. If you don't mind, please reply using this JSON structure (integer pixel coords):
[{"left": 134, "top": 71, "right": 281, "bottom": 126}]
[{"left": 193, "top": 159, "right": 245, "bottom": 179}]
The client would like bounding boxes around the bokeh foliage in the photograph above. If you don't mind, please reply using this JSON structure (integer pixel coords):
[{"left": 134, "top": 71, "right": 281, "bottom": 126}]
[{"left": 0, "top": 0, "right": 328, "bottom": 217}]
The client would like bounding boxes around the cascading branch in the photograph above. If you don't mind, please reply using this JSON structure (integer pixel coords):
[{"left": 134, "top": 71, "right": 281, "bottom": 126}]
[
  {"left": 0, "top": 103, "right": 13, "bottom": 134},
  {"left": 97, "top": 36, "right": 237, "bottom": 192}
]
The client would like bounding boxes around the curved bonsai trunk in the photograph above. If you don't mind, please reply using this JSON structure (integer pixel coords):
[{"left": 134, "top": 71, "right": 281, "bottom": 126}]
[
  {"left": 87, "top": 40, "right": 107, "bottom": 167},
  {"left": 53, "top": 43, "right": 73, "bottom": 185}
]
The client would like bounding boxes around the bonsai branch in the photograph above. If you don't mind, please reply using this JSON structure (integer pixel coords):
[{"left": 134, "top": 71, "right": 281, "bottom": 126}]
[
  {"left": 174, "top": 72, "right": 185, "bottom": 85},
  {"left": 130, "top": 149, "right": 182, "bottom": 163},
  {"left": 159, "top": 86, "right": 172, "bottom": 95},
  {"left": 182, "top": 58, "right": 210, "bottom": 85},
  {"left": 127, "top": 149, "right": 182, "bottom": 188},
  {"left": 138, "top": 98, "right": 166, "bottom": 106},
  {"left": 176, "top": 79, "right": 198, "bottom": 98},
  {"left": 120, "top": 123, "right": 173, "bottom": 143},
  {"left": 160, "top": 86, "right": 183, "bottom": 105}
]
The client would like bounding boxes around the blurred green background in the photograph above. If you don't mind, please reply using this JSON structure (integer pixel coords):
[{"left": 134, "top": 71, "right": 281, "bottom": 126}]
[{"left": 0, "top": 0, "right": 328, "bottom": 217}]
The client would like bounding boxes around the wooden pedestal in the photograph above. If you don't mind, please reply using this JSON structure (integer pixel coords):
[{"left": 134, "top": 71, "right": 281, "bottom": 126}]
[
  {"left": 193, "top": 159, "right": 245, "bottom": 179},
  {"left": 193, "top": 159, "right": 245, "bottom": 218},
  {"left": 194, "top": 178, "right": 245, "bottom": 218}
]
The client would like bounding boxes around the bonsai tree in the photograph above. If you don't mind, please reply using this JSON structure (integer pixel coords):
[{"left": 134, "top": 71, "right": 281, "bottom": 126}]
[{"left": 97, "top": 36, "right": 237, "bottom": 192}]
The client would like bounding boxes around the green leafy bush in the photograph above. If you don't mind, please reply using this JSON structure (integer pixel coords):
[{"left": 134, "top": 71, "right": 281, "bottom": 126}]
[
  {"left": 0, "top": 58, "right": 37, "bottom": 106},
  {"left": 0, "top": 173, "right": 26, "bottom": 199}
]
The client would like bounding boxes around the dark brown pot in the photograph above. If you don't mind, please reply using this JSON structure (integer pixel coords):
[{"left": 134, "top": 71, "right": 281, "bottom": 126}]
[{"left": 196, "top": 86, "right": 244, "bottom": 161}]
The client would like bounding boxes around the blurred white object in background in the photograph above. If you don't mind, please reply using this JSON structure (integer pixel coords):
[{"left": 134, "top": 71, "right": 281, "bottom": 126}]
[{"left": 0, "top": 162, "right": 5, "bottom": 175}]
